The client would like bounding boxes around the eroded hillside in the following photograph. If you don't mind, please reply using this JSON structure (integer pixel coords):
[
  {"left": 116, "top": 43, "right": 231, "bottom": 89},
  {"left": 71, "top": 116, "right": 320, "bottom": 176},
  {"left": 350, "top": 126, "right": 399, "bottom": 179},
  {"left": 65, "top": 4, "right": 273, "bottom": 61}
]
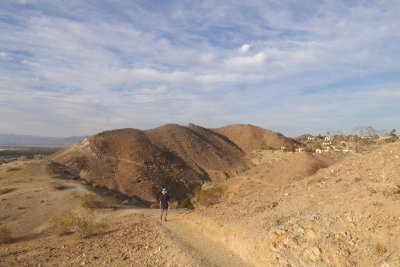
[
  {"left": 49, "top": 124, "right": 249, "bottom": 202},
  {"left": 186, "top": 140, "right": 400, "bottom": 266},
  {"left": 212, "top": 124, "right": 300, "bottom": 153}
]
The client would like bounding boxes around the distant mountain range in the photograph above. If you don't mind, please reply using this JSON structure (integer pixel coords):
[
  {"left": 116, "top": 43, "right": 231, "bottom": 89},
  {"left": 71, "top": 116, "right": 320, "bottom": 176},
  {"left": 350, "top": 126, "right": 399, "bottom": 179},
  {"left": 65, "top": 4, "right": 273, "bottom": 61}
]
[{"left": 0, "top": 133, "right": 86, "bottom": 147}]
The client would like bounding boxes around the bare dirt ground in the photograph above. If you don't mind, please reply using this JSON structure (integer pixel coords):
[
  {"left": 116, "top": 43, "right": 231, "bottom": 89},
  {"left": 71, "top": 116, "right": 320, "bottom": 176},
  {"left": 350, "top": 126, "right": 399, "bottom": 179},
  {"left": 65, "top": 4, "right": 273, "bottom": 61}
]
[
  {"left": 0, "top": 160, "right": 91, "bottom": 238},
  {"left": 192, "top": 141, "right": 400, "bottom": 266},
  {"left": 0, "top": 160, "right": 247, "bottom": 267},
  {"left": 1, "top": 140, "right": 400, "bottom": 266}
]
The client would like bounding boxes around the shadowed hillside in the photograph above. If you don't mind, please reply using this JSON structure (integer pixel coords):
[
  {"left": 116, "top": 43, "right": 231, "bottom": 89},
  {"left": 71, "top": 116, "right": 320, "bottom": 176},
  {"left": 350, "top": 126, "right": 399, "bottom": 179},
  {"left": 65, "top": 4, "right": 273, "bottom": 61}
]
[{"left": 49, "top": 124, "right": 248, "bottom": 202}]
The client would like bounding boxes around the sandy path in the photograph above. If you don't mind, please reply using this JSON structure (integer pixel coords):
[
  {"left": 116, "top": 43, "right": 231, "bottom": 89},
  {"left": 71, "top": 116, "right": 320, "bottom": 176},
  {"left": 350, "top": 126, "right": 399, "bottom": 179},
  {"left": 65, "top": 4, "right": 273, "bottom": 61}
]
[{"left": 143, "top": 209, "right": 251, "bottom": 267}]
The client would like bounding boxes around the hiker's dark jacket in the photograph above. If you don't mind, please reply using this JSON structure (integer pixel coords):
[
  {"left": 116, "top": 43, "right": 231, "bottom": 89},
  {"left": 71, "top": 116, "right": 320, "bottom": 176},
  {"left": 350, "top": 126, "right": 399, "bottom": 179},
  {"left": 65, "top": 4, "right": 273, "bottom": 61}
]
[{"left": 159, "top": 194, "right": 170, "bottom": 209}]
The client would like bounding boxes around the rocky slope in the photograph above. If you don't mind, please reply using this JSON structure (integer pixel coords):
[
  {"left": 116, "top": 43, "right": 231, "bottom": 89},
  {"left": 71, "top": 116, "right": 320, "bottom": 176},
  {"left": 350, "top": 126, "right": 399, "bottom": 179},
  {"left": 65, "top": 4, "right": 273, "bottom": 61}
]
[
  {"left": 48, "top": 124, "right": 248, "bottom": 202},
  {"left": 189, "top": 140, "right": 400, "bottom": 266},
  {"left": 211, "top": 124, "right": 300, "bottom": 153}
]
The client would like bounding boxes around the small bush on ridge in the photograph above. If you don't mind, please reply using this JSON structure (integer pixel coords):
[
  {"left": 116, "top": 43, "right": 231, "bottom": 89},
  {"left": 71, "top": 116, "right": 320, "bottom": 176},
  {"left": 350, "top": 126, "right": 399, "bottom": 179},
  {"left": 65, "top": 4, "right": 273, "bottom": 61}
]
[
  {"left": 0, "top": 223, "right": 13, "bottom": 243},
  {"left": 50, "top": 181, "right": 65, "bottom": 190},
  {"left": 103, "top": 195, "right": 118, "bottom": 209},
  {"left": 80, "top": 194, "right": 103, "bottom": 209},
  {"left": 193, "top": 185, "right": 226, "bottom": 207}
]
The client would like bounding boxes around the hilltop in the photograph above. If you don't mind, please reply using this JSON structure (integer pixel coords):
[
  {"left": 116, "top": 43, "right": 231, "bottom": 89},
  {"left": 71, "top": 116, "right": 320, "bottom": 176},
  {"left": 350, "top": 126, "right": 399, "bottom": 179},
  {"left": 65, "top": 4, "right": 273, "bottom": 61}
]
[
  {"left": 212, "top": 124, "right": 300, "bottom": 153},
  {"left": 49, "top": 123, "right": 263, "bottom": 202}
]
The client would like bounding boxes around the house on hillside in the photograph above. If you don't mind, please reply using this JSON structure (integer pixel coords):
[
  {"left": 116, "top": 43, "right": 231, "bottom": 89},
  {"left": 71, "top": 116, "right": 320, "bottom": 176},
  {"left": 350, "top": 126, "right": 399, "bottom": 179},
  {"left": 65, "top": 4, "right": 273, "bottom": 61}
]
[{"left": 325, "top": 136, "right": 333, "bottom": 141}]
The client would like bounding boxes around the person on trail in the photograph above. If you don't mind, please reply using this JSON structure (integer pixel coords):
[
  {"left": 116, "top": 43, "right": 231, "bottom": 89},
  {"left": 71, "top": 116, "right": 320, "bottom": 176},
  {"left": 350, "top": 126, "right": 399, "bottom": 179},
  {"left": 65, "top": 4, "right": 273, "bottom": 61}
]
[{"left": 159, "top": 188, "right": 170, "bottom": 222}]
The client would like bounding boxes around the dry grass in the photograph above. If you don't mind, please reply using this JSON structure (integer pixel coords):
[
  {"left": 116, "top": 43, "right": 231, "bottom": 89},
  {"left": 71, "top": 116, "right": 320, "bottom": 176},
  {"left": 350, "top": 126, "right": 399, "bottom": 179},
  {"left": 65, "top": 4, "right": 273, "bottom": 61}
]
[
  {"left": 47, "top": 165, "right": 61, "bottom": 177},
  {"left": 193, "top": 185, "right": 226, "bottom": 207},
  {"left": 50, "top": 181, "right": 66, "bottom": 190},
  {"left": 374, "top": 243, "right": 387, "bottom": 255},
  {"left": 103, "top": 195, "right": 118, "bottom": 209},
  {"left": 48, "top": 211, "right": 106, "bottom": 238},
  {"left": 80, "top": 194, "right": 103, "bottom": 209},
  {"left": 0, "top": 223, "right": 13, "bottom": 243},
  {"left": 48, "top": 211, "right": 75, "bottom": 235}
]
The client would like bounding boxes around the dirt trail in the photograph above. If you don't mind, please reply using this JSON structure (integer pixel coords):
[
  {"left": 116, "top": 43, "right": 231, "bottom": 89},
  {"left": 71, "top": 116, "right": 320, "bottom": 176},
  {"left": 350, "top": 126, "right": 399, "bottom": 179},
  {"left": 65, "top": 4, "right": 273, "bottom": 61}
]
[{"left": 144, "top": 209, "right": 252, "bottom": 267}]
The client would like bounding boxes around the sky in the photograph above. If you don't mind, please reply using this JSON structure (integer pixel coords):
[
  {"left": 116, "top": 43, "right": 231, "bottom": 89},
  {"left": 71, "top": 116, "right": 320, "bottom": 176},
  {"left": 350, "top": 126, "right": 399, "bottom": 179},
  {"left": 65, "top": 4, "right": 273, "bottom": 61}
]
[{"left": 1, "top": 0, "right": 399, "bottom": 137}]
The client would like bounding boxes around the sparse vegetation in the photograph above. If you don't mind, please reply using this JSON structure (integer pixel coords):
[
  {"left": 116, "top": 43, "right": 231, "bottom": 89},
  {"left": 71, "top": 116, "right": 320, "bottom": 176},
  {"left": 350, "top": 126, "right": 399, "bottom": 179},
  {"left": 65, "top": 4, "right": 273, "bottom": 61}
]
[
  {"left": 0, "top": 223, "right": 13, "bottom": 243},
  {"left": 261, "top": 144, "right": 275, "bottom": 151},
  {"left": 18, "top": 155, "right": 27, "bottom": 161},
  {"left": 47, "top": 165, "right": 61, "bottom": 177},
  {"left": 193, "top": 185, "right": 226, "bottom": 207},
  {"left": 374, "top": 243, "right": 387, "bottom": 255},
  {"left": 103, "top": 195, "right": 118, "bottom": 209},
  {"left": 48, "top": 211, "right": 105, "bottom": 238},
  {"left": 80, "top": 193, "right": 103, "bottom": 209},
  {"left": 80, "top": 194, "right": 119, "bottom": 209},
  {"left": 50, "top": 181, "right": 66, "bottom": 190},
  {"left": 48, "top": 211, "right": 75, "bottom": 235},
  {"left": 179, "top": 197, "right": 194, "bottom": 209}
]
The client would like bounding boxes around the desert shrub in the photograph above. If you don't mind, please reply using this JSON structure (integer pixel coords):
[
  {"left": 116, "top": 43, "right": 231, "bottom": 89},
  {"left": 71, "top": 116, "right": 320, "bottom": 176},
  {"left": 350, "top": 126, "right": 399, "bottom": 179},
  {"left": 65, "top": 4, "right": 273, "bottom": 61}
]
[
  {"left": 81, "top": 194, "right": 103, "bottom": 209},
  {"left": 47, "top": 165, "right": 61, "bottom": 177},
  {"left": 50, "top": 181, "right": 65, "bottom": 190},
  {"left": 103, "top": 195, "right": 118, "bottom": 209},
  {"left": 193, "top": 185, "right": 226, "bottom": 207},
  {"left": 0, "top": 223, "right": 13, "bottom": 243},
  {"left": 72, "top": 212, "right": 101, "bottom": 238},
  {"left": 48, "top": 212, "right": 75, "bottom": 235},
  {"left": 374, "top": 243, "right": 387, "bottom": 255},
  {"left": 49, "top": 211, "right": 105, "bottom": 238},
  {"left": 261, "top": 144, "right": 275, "bottom": 151},
  {"left": 179, "top": 197, "right": 194, "bottom": 210},
  {"left": 18, "top": 155, "right": 27, "bottom": 161}
]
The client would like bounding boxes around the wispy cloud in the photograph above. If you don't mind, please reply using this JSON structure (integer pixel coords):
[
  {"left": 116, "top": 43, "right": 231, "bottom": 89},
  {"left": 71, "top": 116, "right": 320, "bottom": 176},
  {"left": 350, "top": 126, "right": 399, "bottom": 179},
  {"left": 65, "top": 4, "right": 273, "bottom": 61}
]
[{"left": 0, "top": 0, "right": 399, "bottom": 136}]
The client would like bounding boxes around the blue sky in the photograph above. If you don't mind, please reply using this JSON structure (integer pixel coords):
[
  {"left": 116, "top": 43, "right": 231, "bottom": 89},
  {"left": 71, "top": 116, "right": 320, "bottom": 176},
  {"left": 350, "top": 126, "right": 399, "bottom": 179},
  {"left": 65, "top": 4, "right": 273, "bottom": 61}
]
[{"left": 0, "top": 0, "right": 399, "bottom": 137}]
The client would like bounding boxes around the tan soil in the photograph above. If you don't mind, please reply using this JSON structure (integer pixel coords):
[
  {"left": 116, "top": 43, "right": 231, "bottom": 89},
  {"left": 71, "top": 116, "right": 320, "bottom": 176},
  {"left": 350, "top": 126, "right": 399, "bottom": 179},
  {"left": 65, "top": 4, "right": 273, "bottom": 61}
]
[
  {"left": 1, "top": 127, "right": 399, "bottom": 267},
  {"left": 190, "top": 140, "right": 400, "bottom": 266},
  {"left": 212, "top": 124, "right": 300, "bottom": 153},
  {"left": 0, "top": 160, "right": 91, "bottom": 238}
]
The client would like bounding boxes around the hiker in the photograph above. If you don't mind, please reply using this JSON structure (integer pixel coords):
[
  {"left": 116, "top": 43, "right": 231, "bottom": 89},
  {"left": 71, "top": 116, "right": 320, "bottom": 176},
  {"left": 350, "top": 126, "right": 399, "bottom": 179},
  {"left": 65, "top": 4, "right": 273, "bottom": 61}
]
[{"left": 159, "top": 188, "right": 170, "bottom": 222}]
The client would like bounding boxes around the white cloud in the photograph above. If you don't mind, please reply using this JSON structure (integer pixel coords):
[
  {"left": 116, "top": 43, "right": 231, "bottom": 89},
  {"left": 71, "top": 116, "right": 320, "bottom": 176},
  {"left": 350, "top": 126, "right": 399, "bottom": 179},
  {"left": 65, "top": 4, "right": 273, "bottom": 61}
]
[
  {"left": 239, "top": 44, "right": 251, "bottom": 53},
  {"left": 0, "top": 0, "right": 399, "bottom": 136}
]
